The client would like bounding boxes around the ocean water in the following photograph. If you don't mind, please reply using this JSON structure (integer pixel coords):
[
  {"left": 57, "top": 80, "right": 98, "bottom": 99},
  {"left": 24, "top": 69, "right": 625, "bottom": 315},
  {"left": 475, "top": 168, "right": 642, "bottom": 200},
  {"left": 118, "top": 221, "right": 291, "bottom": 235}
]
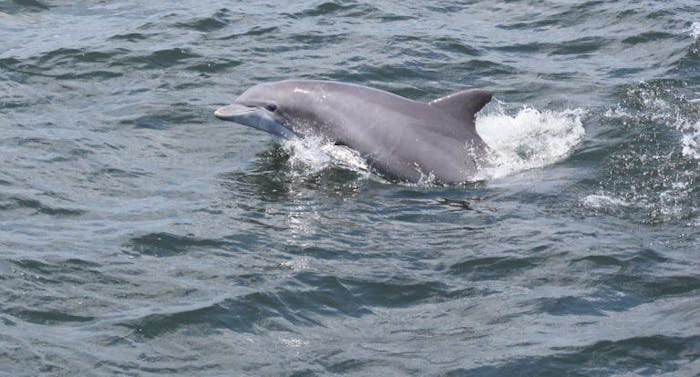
[{"left": 1, "top": 1, "right": 699, "bottom": 376}]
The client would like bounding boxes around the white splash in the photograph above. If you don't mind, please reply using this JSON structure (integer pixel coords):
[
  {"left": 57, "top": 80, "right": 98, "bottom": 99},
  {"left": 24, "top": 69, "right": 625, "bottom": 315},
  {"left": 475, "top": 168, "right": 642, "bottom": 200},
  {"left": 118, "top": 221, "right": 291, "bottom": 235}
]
[
  {"left": 278, "top": 257, "right": 311, "bottom": 271},
  {"left": 282, "top": 136, "right": 371, "bottom": 177},
  {"left": 283, "top": 136, "right": 331, "bottom": 174},
  {"left": 624, "top": 84, "right": 700, "bottom": 161},
  {"left": 581, "top": 194, "right": 630, "bottom": 209},
  {"left": 279, "top": 337, "right": 309, "bottom": 348},
  {"left": 678, "top": 119, "right": 700, "bottom": 160},
  {"left": 593, "top": 85, "right": 700, "bottom": 223},
  {"left": 476, "top": 104, "right": 586, "bottom": 179},
  {"left": 690, "top": 22, "right": 700, "bottom": 39}
]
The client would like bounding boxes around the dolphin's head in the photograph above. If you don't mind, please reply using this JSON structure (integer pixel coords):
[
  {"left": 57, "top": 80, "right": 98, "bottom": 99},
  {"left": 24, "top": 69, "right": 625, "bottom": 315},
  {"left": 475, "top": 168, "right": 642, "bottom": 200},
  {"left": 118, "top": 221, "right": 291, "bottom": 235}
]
[
  {"left": 214, "top": 83, "right": 296, "bottom": 139},
  {"left": 215, "top": 81, "right": 323, "bottom": 139},
  {"left": 214, "top": 102, "right": 298, "bottom": 139}
]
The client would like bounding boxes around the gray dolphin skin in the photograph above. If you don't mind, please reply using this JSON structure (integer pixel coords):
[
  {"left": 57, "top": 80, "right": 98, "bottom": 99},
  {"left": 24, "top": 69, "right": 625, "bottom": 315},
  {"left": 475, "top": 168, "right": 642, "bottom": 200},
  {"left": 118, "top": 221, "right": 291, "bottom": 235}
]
[{"left": 215, "top": 80, "right": 493, "bottom": 183}]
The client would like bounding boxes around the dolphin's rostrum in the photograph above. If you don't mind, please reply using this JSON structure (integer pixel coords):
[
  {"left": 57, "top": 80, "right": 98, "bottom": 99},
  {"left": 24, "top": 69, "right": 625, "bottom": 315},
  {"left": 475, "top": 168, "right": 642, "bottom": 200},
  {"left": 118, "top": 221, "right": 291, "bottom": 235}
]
[{"left": 215, "top": 80, "right": 493, "bottom": 183}]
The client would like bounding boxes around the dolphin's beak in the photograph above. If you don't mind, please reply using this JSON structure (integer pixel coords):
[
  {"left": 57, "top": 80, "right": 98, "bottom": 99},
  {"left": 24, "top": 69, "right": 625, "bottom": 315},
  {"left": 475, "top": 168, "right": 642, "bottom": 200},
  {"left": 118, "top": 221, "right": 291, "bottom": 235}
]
[
  {"left": 214, "top": 102, "right": 298, "bottom": 139},
  {"left": 214, "top": 103, "right": 257, "bottom": 120}
]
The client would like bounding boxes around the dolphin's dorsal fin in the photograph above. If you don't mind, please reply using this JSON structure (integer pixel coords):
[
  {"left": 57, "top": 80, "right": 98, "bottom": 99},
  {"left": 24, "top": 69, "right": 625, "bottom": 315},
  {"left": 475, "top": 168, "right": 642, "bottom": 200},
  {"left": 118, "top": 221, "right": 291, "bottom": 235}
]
[{"left": 429, "top": 89, "right": 493, "bottom": 126}]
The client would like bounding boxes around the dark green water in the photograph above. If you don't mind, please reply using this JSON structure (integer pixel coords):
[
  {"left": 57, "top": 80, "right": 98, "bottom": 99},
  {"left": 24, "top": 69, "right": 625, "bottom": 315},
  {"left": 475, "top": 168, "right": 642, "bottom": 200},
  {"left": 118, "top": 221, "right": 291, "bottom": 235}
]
[{"left": 1, "top": 1, "right": 699, "bottom": 376}]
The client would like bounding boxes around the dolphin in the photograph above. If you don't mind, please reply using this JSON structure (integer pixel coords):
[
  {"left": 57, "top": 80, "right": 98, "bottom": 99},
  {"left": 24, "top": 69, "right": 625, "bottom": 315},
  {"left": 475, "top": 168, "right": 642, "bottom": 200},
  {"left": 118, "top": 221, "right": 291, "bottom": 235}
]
[{"left": 214, "top": 80, "right": 492, "bottom": 183}]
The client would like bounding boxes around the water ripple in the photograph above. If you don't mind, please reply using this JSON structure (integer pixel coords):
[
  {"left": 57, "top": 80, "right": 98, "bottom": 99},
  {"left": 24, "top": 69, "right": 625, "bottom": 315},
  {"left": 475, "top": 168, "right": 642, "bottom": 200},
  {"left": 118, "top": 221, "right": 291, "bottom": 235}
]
[{"left": 176, "top": 9, "right": 232, "bottom": 32}]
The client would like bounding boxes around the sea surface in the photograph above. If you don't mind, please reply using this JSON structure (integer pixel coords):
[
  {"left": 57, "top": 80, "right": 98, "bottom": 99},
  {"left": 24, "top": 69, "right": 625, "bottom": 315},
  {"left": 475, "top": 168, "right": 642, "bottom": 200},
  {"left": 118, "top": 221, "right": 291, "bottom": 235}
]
[{"left": 1, "top": 1, "right": 699, "bottom": 376}]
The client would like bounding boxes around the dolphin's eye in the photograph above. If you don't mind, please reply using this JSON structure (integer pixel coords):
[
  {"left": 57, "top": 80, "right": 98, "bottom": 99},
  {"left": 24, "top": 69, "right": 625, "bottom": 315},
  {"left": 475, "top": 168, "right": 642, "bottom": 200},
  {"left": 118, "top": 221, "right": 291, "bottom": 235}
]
[{"left": 265, "top": 104, "right": 278, "bottom": 112}]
